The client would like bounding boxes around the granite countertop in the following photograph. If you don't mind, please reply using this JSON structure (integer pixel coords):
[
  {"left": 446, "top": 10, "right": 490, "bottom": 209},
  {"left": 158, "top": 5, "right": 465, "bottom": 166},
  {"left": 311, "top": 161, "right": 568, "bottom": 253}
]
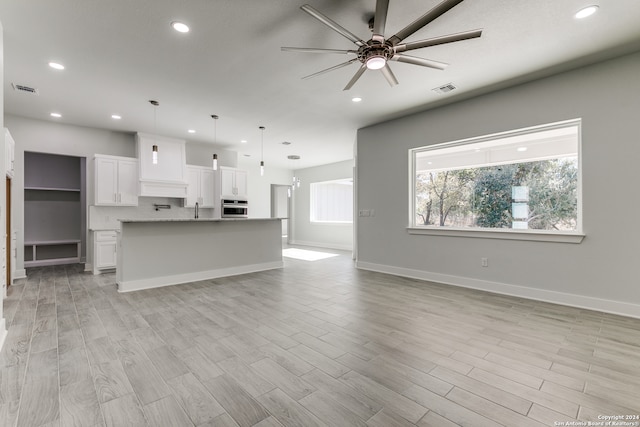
[{"left": 118, "top": 217, "right": 280, "bottom": 223}]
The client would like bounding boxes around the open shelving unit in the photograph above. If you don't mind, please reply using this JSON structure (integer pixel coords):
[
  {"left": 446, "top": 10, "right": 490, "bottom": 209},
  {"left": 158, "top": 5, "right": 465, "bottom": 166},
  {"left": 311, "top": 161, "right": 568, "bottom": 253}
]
[{"left": 24, "top": 152, "right": 86, "bottom": 268}]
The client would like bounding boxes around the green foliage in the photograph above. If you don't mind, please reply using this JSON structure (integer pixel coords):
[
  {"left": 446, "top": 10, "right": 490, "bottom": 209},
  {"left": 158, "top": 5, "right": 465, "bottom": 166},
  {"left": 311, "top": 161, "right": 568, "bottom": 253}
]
[{"left": 415, "top": 158, "right": 578, "bottom": 230}]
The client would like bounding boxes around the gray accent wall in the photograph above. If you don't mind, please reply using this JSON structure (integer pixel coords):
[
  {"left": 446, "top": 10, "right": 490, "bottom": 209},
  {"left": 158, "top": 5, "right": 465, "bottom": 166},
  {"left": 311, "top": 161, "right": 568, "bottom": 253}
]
[{"left": 356, "top": 51, "right": 640, "bottom": 317}]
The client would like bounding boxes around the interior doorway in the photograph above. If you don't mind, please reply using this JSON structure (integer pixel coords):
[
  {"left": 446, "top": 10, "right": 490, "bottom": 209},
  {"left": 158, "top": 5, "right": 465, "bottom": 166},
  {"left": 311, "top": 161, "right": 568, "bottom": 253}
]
[{"left": 271, "top": 184, "right": 291, "bottom": 245}]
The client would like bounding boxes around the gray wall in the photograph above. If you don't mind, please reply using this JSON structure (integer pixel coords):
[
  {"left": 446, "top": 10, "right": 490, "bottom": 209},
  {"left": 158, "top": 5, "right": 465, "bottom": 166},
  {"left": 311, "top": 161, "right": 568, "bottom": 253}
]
[
  {"left": 291, "top": 159, "right": 354, "bottom": 251},
  {"left": 356, "top": 51, "right": 640, "bottom": 317}
]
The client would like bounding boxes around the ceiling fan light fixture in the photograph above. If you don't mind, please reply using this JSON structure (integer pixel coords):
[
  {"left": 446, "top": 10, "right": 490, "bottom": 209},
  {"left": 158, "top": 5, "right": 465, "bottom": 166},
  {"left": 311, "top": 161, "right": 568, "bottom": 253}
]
[
  {"left": 575, "top": 5, "right": 599, "bottom": 19},
  {"left": 171, "top": 21, "right": 190, "bottom": 33},
  {"left": 366, "top": 55, "right": 387, "bottom": 70}
]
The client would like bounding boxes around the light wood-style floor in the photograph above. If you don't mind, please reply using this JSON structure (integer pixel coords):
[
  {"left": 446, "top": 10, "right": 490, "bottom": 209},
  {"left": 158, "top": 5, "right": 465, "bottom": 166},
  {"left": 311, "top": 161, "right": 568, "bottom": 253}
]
[{"left": 1, "top": 250, "right": 639, "bottom": 427}]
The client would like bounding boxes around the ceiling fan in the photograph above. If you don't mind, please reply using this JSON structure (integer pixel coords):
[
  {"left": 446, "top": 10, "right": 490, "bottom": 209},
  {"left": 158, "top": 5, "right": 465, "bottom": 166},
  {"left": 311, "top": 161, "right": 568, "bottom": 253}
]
[{"left": 282, "top": 0, "right": 482, "bottom": 90}]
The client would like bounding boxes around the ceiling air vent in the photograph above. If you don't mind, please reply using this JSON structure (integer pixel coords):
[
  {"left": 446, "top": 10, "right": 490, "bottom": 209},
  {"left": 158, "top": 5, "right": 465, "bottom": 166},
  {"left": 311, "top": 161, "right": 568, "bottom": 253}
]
[
  {"left": 432, "top": 83, "right": 457, "bottom": 94},
  {"left": 12, "top": 83, "right": 39, "bottom": 95}
]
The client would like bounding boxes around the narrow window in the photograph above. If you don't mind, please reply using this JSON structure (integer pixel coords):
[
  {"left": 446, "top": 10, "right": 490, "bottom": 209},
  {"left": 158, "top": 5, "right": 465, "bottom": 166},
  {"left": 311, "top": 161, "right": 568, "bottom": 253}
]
[{"left": 310, "top": 179, "right": 354, "bottom": 223}]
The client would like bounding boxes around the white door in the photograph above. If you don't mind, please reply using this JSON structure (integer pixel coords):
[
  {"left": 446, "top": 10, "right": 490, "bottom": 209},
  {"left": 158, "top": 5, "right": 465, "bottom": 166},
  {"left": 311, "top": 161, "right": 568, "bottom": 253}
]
[
  {"left": 96, "top": 241, "right": 117, "bottom": 268},
  {"left": 95, "top": 157, "right": 118, "bottom": 205},
  {"left": 200, "top": 169, "right": 215, "bottom": 207},
  {"left": 118, "top": 159, "right": 138, "bottom": 206},
  {"left": 234, "top": 170, "right": 248, "bottom": 198},
  {"left": 221, "top": 168, "right": 236, "bottom": 197},
  {"left": 185, "top": 167, "right": 200, "bottom": 207}
]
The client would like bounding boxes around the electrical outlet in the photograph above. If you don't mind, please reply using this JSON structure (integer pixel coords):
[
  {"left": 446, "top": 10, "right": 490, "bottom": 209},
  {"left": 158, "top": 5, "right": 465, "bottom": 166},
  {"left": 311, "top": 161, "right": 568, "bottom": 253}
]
[{"left": 481, "top": 257, "right": 488, "bottom": 267}]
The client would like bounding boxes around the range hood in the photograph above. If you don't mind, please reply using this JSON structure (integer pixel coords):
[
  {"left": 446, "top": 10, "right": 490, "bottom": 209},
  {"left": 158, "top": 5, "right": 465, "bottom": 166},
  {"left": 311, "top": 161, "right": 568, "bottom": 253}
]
[{"left": 136, "top": 133, "right": 188, "bottom": 198}]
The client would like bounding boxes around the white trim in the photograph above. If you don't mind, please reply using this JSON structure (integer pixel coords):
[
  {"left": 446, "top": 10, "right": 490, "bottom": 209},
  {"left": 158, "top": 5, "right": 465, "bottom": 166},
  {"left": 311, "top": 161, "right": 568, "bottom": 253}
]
[
  {"left": 0, "top": 319, "right": 7, "bottom": 352},
  {"left": 407, "top": 227, "right": 585, "bottom": 243},
  {"left": 13, "top": 269, "right": 27, "bottom": 280},
  {"left": 289, "top": 240, "right": 353, "bottom": 251},
  {"left": 356, "top": 261, "right": 640, "bottom": 319},
  {"left": 117, "top": 260, "right": 284, "bottom": 293}
]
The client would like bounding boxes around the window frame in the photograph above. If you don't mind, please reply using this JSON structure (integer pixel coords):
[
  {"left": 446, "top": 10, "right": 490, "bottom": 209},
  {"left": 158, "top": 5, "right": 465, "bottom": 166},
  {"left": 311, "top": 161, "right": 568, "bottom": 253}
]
[{"left": 408, "top": 119, "right": 584, "bottom": 243}]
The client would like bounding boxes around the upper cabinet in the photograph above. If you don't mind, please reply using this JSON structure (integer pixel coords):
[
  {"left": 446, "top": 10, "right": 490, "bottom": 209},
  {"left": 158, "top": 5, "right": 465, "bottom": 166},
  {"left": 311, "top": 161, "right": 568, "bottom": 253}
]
[
  {"left": 5, "top": 128, "right": 15, "bottom": 178},
  {"left": 220, "top": 167, "right": 247, "bottom": 199},
  {"left": 184, "top": 165, "right": 215, "bottom": 208},
  {"left": 94, "top": 155, "right": 138, "bottom": 206},
  {"left": 136, "top": 133, "right": 188, "bottom": 198}
]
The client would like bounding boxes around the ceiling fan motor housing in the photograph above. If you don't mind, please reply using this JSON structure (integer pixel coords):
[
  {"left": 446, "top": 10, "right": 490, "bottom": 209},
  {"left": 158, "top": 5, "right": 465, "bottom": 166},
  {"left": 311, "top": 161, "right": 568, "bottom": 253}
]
[{"left": 359, "top": 41, "right": 393, "bottom": 69}]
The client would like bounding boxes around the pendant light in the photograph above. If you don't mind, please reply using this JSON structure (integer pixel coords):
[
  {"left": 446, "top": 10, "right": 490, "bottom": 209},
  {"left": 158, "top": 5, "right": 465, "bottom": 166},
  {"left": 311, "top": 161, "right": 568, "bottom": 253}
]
[
  {"left": 259, "top": 126, "right": 265, "bottom": 176},
  {"left": 288, "top": 155, "right": 301, "bottom": 190},
  {"left": 211, "top": 115, "right": 219, "bottom": 170},
  {"left": 149, "top": 100, "right": 159, "bottom": 164}
]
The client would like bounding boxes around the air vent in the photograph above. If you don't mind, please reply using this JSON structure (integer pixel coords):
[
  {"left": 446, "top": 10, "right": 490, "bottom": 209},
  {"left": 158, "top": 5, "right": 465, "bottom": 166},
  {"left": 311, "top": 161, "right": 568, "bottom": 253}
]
[
  {"left": 432, "top": 83, "right": 457, "bottom": 94},
  {"left": 12, "top": 83, "right": 39, "bottom": 95},
  {"left": 281, "top": 141, "right": 292, "bottom": 145}
]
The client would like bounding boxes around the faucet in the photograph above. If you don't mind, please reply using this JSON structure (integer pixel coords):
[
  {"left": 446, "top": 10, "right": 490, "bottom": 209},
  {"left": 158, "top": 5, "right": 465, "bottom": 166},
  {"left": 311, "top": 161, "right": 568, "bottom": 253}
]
[{"left": 195, "top": 202, "right": 199, "bottom": 219}]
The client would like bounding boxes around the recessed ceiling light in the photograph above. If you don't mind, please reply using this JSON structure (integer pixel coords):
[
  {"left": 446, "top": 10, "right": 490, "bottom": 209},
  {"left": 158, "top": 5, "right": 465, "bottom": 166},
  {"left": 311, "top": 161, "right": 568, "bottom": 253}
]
[
  {"left": 171, "top": 21, "right": 190, "bottom": 33},
  {"left": 50, "top": 112, "right": 62, "bottom": 118},
  {"left": 241, "top": 139, "right": 248, "bottom": 144},
  {"left": 352, "top": 97, "right": 362, "bottom": 103},
  {"left": 517, "top": 147, "right": 528, "bottom": 152},
  {"left": 111, "top": 114, "right": 122, "bottom": 120},
  {"left": 48, "top": 62, "right": 65, "bottom": 70},
  {"left": 575, "top": 5, "right": 598, "bottom": 19},
  {"left": 188, "top": 129, "right": 196, "bottom": 133}
]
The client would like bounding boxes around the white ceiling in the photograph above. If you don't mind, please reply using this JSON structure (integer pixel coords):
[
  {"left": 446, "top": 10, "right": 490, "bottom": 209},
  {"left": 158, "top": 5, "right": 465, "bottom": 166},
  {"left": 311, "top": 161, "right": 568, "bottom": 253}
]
[{"left": 1, "top": 0, "right": 639, "bottom": 169}]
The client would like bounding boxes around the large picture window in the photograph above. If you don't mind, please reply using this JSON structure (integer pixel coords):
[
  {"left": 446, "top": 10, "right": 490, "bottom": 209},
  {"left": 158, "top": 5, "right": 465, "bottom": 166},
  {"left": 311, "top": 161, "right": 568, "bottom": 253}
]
[
  {"left": 410, "top": 120, "right": 581, "bottom": 235},
  {"left": 310, "top": 179, "right": 353, "bottom": 223}
]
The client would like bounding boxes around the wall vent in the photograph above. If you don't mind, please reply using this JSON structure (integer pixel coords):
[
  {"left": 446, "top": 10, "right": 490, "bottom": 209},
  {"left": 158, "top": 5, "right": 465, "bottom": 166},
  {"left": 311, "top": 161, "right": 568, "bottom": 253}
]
[
  {"left": 432, "top": 83, "right": 457, "bottom": 94},
  {"left": 12, "top": 83, "right": 39, "bottom": 95}
]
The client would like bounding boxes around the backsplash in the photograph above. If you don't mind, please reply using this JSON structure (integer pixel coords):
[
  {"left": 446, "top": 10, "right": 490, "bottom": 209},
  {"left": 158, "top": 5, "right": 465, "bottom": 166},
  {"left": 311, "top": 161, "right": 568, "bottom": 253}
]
[{"left": 88, "top": 197, "right": 215, "bottom": 230}]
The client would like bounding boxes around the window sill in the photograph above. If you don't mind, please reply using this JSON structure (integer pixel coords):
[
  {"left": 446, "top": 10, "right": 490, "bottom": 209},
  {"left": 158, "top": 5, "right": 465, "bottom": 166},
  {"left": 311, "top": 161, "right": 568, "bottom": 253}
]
[{"left": 407, "top": 227, "right": 585, "bottom": 243}]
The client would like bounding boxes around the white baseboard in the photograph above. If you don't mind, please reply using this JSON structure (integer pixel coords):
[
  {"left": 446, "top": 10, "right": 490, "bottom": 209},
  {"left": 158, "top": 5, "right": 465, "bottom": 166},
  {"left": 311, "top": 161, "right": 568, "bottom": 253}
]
[
  {"left": 356, "top": 261, "right": 640, "bottom": 320},
  {"left": 13, "top": 269, "right": 27, "bottom": 280},
  {"left": 0, "top": 318, "right": 7, "bottom": 352},
  {"left": 117, "top": 261, "right": 284, "bottom": 293},
  {"left": 289, "top": 240, "right": 353, "bottom": 252}
]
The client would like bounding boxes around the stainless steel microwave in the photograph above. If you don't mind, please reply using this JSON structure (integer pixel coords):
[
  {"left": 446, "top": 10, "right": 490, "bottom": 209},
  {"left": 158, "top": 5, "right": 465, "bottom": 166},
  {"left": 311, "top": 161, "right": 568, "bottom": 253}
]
[{"left": 221, "top": 199, "right": 248, "bottom": 218}]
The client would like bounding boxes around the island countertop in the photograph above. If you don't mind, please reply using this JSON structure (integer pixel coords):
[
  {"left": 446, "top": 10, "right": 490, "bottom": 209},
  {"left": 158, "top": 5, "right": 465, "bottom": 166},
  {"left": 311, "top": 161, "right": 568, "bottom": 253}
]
[
  {"left": 115, "top": 218, "right": 283, "bottom": 292},
  {"left": 118, "top": 217, "right": 279, "bottom": 223}
]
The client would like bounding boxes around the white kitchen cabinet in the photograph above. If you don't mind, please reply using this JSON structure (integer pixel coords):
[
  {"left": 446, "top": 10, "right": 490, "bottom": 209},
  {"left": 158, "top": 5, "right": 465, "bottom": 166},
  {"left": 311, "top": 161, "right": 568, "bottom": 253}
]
[
  {"left": 220, "top": 167, "right": 247, "bottom": 199},
  {"left": 184, "top": 165, "right": 215, "bottom": 208},
  {"left": 136, "top": 133, "right": 188, "bottom": 198},
  {"left": 93, "top": 230, "right": 117, "bottom": 274},
  {"left": 5, "top": 128, "right": 15, "bottom": 178},
  {"left": 94, "top": 155, "right": 138, "bottom": 206}
]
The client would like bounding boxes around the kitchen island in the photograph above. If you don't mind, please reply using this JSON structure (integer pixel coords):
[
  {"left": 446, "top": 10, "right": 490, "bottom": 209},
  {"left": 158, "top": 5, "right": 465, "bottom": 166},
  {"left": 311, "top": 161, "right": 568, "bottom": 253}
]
[{"left": 115, "top": 218, "right": 283, "bottom": 292}]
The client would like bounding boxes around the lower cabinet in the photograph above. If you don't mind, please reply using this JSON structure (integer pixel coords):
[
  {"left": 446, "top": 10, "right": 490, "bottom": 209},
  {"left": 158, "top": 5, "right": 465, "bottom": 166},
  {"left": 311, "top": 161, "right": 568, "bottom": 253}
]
[{"left": 93, "top": 230, "right": 117, "bottom": 274}]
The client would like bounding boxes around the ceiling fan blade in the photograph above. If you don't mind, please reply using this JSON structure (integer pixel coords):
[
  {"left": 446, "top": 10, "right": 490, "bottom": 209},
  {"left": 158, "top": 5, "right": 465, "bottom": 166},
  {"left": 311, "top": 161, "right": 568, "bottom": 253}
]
[
  {"left": 391, "top": 54, "right": 449, "bottom": 70},
  {"left": 380, "top": 64, "right": 398, "bottom": 87},
  {"left": 343, "top": 64, "right": 367, "bottom": 91},
  {"left": 300, "top": 4, "right": 367, "bottom": 47},
  {"left": 387, "top": 0, "right": 465, "bottom": 45},
  {"left": 302, "top": 58, "right": 359, "bottom": 80},
  {"left": 281, "top": 47, "right": 357, "bottom": 55},
  {"left": 372, "top": 0, "right": 390, "bottom": 42},
  {"left": 394, "top": 29, "right": 483, "bottom": 53}
]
